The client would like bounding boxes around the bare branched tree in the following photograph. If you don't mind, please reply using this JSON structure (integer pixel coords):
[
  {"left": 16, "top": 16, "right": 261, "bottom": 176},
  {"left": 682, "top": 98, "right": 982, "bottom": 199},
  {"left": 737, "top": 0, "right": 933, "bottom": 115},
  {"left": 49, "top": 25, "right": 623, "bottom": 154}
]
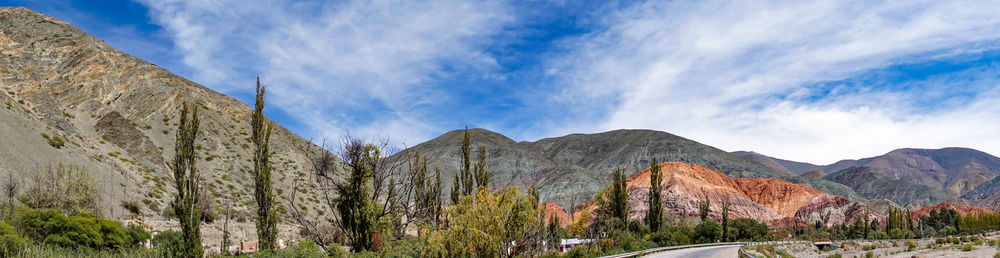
[
  {"left": 2, "top": 172, "right": 19, "bottom": 220},
  {"left": 285, "top": 134, "right": 415, "bottom": 252}
]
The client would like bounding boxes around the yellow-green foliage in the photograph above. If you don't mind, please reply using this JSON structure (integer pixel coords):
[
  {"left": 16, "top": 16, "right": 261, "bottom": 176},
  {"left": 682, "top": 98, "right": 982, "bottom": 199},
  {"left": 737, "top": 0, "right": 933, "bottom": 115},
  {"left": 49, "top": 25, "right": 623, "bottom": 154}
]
[
  {"left": 568, "top": 207, "right": 591, "bottom": 238},
  {"left": 0, "top": 220, "right": 29, "bottom": 257},
  {"left": 19, "top": 163, "right": 98, "bottom": 216},
  {"left": 962, "top": 244, "right": 974, "bottom": 251},
  {"left": 424, "top": 186, "right": 538, "bottom": 257}
]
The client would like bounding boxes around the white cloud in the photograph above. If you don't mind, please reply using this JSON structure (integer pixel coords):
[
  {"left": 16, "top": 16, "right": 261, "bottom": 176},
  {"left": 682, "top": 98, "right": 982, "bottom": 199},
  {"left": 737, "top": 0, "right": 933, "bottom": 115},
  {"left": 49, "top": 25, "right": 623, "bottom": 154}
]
[
  {"left": 546, "top": 0, "right": 1000, "bottom": 164},
  {"left": 138, "top": 0, "right": 512, "bottom": 144}
]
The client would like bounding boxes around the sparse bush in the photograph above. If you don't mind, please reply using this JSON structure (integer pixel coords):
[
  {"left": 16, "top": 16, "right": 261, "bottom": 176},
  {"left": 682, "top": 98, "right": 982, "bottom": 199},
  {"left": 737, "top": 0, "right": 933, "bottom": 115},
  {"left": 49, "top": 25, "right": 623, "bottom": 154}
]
[
  {"left": 121, "top": 201, "right": 141, "bottom": 215},
  {"left": 906, "top": 240, "right": 916, "bottom": 251},
  {"left": 865, "top": 251, "right": 874, "bottom": 258},
  {"left": 20, "top": 163, "right": 98, "bottom": 216},
  {"left": 40, "top": 133, "right": 64, "bottom": 148}
]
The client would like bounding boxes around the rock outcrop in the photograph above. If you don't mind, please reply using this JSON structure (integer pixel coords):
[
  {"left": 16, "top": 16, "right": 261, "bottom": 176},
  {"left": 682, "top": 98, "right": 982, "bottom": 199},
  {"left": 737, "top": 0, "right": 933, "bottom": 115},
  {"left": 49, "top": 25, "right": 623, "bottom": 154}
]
[
  {"left": 602, "top": 162, "right": 826, "bottom": 224},
  {"left": 539, "top": 203, "right": 572, "bottom": 227},
  {"left": 794, "top": 194, "right": 873, "bottom": 228},
  {"left": 910, "top": 202, "right": 995, "bottom": 218}
]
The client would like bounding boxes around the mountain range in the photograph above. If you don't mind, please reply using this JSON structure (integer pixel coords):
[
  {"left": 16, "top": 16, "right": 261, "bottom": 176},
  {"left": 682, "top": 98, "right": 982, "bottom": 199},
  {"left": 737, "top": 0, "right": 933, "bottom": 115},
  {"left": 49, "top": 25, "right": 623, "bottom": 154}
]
[
  {"left": 3, "top": 6, "right": 1000, "bottom": 244},
  {"left": 734, "top": 148, "right": 1000, "bottom": 206},
  {"left": 392, "top": 128, "right": 869, "bottom": 210}
]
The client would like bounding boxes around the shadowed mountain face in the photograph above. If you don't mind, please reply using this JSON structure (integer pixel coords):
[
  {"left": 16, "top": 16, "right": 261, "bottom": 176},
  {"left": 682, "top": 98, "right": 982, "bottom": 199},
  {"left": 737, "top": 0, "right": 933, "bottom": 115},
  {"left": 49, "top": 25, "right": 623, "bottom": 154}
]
[
  {"left": 393, "top": 128, "right": 860, "bottom": 209},
  {"left": 731, "top": 151, "right": 820, "bottom": 176},
  {"left": 735, "top": 148, "right": 1000, "bottom": 205},
  {"left": 0, "top": 7, "right": 331, "bottom": 219},
  {"left": 823, "top": 167, "right": 952, "bottom": 206}
]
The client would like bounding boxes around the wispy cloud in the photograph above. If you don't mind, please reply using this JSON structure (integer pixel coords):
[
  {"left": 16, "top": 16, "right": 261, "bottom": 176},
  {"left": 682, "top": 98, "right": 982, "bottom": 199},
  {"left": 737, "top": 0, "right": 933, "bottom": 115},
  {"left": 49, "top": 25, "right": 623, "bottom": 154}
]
[
  {"left": 136, "top": 0, "right": 1000, "bottom": 163},
  {"left": 138, "top": 0, "right": 513, "bottom": 144},
  {"left": 543, "top": 0, "right": 1000, "bottom": 164}
]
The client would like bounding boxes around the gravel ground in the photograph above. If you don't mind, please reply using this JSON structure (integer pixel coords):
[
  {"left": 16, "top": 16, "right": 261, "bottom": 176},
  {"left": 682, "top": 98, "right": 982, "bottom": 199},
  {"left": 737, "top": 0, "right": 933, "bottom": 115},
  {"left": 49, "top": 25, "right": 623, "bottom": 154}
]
[{"left": 744, "top": 233, "right": 1000, "bottom": 258}]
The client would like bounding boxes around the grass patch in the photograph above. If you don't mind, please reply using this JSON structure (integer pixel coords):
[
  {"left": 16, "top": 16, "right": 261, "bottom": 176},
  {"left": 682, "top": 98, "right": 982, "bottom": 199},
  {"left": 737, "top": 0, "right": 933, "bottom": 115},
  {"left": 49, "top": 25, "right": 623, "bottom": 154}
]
[{"left": 41, "top": 133, "right": 65, "bottom": 148}]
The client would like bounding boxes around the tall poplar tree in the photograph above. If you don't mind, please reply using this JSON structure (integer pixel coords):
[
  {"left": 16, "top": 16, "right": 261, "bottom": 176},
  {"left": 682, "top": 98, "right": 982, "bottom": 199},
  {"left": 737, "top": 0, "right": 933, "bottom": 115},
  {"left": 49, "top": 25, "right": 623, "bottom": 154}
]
[
  {"left": 609, "top": 168, "right": 629, "bottom": 222},
  {"left": 721, "top": 199, "right": 730, "bottom": 241},
  {"left": 645, "top": 158, "right": 663, "bottom": 231},
  {"left": 460, "top": 127, "right": 473, "bottom": 195},
  {"left": 474, "top": 146, "right": 490, "bottom": 189},
  {"left": 251, "top": 77, "right": 278, "bottom": 250},
  {"left": 172, "top": 103, "right": 202, "bottom": 257}
]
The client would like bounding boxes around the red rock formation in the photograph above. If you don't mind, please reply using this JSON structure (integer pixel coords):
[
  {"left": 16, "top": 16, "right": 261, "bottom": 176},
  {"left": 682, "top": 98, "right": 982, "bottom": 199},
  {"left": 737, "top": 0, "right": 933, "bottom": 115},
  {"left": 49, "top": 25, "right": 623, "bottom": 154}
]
[
  {"left": 624, "top": 162, "right": 824, "bottom": 223},
  {"left": 539, "top": 202, "right": 572, "bottom": 227},
  {"left": 794, "top": 194, "right": 873, "bottom": 228},
  {"left": 910, "top": 202, "right": 995, "bottom": 218}
]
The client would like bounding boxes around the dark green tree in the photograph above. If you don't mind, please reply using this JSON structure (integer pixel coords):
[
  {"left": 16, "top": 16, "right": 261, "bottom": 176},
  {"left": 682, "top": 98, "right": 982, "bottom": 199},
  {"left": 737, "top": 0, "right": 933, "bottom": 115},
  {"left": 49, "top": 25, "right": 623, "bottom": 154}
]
[
  {"left": 460, "top": 127, "right": 474, "bottom": 195},
  {"left": 450, "top": 174, "right": 460, "bottom": 205},
  {"left": 547, "top": 213, "right": 562, "bottom": 248},
  {"left": 645, "top": 158, "right": 663, "bottom": 231},
  {"left": 694, "top": 219, "right": 722, "bottom": 243},
  {"left": 432, "top": 167, "right": 443, "bottom": 224},
  {"left": 171, "top": 102, "right": 202, "bottom": 257},
  {"left": 251, "top": 77, "right": 278, "bottom": 251},
  {"left": 336, "top": 139, "right": 379, "bottom": 252},
  {"left": 609, "top": 168, "right": 629, "bottom": 222},
  {"left": 699, "top": 196, "right": 711, "bottom": 221},
  {"left": 474, "top": 146, "right": 490, "bottom": 189},
  {"left": 721, "top": 198, "right": 730, "bottom": 241}
]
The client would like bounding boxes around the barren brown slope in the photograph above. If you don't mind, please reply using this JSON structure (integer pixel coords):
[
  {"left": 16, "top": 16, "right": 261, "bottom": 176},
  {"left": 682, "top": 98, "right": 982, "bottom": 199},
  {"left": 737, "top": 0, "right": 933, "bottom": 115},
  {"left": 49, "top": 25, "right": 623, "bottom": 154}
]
[
  {"left": 0, "top": 7, "right": 333, "bottom": 224},
  {"left": 539, "top": 203, "right": 571, "bottom": 227}
]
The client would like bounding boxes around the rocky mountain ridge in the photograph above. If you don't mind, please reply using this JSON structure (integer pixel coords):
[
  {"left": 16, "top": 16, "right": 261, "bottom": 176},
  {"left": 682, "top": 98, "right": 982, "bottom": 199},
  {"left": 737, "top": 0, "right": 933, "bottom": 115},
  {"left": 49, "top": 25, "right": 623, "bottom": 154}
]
[
  {"left": 0, "top": 7, "right": 332, "bottom": 229},
  {"left": 734, "top": 148, "right": 1000, "bottom": 205},
  {"left": 395, "top": 128, "right": 861, "bottom": 210}
]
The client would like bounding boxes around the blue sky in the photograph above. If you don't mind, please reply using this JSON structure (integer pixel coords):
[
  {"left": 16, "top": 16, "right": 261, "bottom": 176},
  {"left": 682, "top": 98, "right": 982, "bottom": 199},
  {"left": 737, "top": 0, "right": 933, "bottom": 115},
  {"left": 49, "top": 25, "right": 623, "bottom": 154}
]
[{"left": 6, "top": 0, "right": 1000, "bottom": 164}]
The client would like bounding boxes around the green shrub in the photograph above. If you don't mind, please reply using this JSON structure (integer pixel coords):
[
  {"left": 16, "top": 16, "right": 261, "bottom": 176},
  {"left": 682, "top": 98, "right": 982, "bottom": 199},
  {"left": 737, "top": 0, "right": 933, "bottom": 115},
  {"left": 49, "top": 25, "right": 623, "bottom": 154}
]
[
  {"left": 828, "top": 254, "right": 842, "bottom": 258},
  {"left": 962, "top": 244, "right": 974, "bottom": 251},
  {"left": 152, "top": 230, "right": 183, "bottom": 257},
  {"left": 694, "top": 220, "right": 722, "bottom": 243},
  {"left": 13, "top": 209, "right": 147, "bottom": 250},
  {"left": 40, "top": 133, "right": 65, "bottom": 148},
  {"left": 647, "top": 230, "right": 675, "bottom": 246},
  {"left": 775, "top": 249, "right": 793, "bottom": 258},
  {"left": 865, "top": 251, "right": 874, "bottom": 258},
  {"left": 863, "top": 244, "right": 876, "bottom": 251},
  {"left": 0, "top": 221, "right": 29, "bottom": 257},
  {"left": 906, "top": 240, "right": 916, "bottom": 251}
]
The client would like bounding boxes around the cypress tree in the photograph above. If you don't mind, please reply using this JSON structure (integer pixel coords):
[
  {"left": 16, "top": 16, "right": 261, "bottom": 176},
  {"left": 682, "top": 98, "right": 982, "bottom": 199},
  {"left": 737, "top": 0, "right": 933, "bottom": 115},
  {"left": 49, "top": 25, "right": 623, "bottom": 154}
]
[
  {"left": 451, "top": 174, "right": 461, "bottom": 205},
  {"left": 609, "top": 168, "right": 629, "bottom": 222},
  {"left": 699, "top": 196, "right": 711, "bottom": 221},
  {"left": 460, "top": 127, "right": 473, "bottom": 195},
  {"left": 433, "top": 167, "right": 443, "bottom": 224},
  {"left": 251, "top": 77, "right": 278, "bottom": 251},
  {"left": 721, "top": 199, "right": 730, "bottom": 241},
  {"left": 474, "top": 146, "right": 490, "bottom": 190},
  {"left": 172, "top": 102, "right": 202, "bottom": 257},
  {"left": 645, "top": 158, "right": 663, "bottom": 231}
]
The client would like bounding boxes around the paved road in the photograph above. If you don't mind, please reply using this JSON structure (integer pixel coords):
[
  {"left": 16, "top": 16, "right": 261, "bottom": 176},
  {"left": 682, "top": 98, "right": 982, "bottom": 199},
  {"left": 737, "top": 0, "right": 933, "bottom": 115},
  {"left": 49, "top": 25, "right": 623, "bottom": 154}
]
[{"left": 640, "top": 244, "right": 741, "bottom": 258}]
